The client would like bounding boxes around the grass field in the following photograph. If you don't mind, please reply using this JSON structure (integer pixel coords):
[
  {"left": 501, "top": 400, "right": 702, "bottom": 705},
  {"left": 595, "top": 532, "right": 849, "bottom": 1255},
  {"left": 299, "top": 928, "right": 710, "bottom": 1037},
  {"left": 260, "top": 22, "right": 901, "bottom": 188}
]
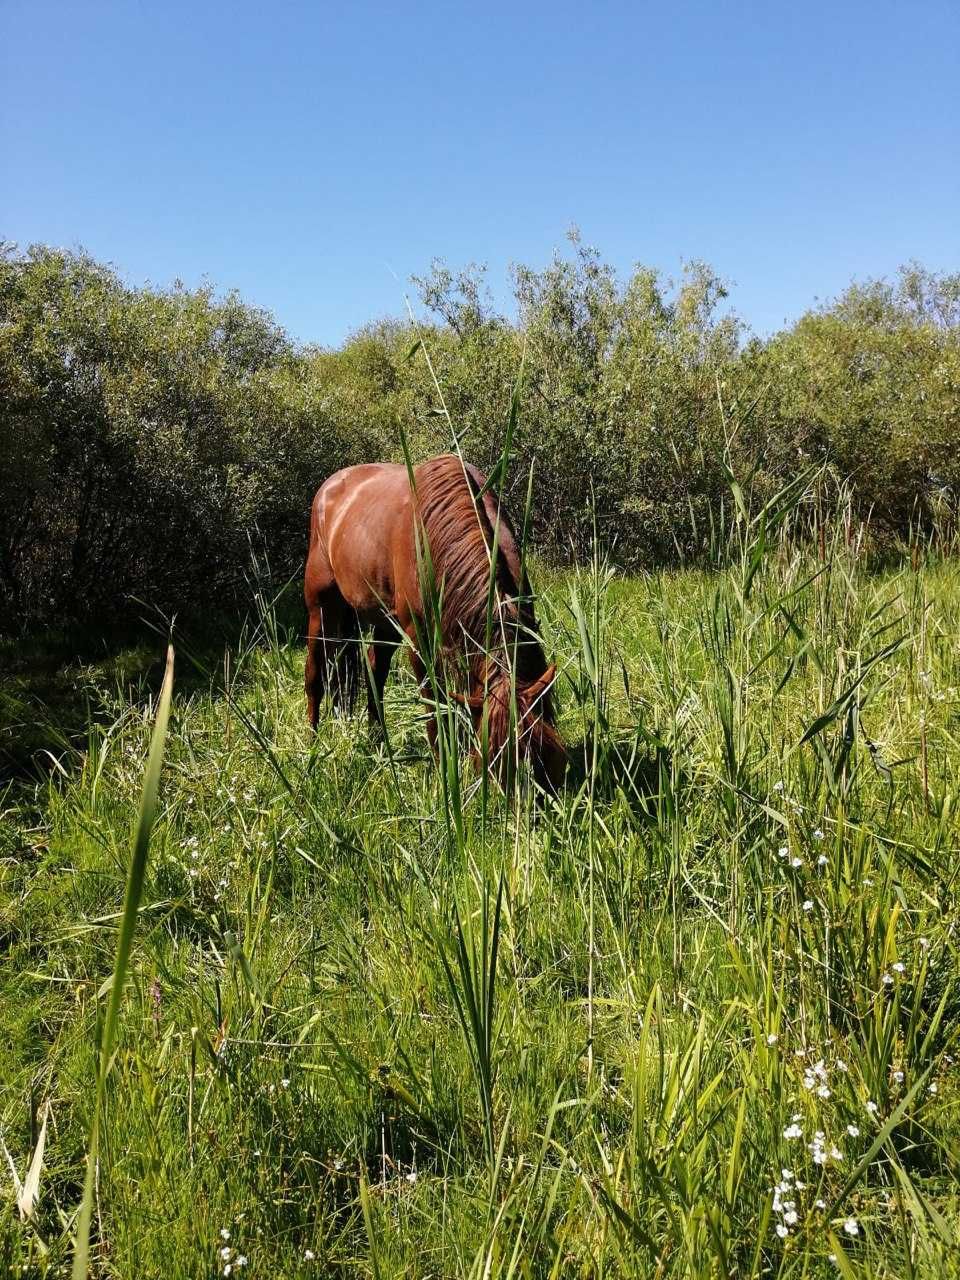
[{"left": 2, "top": 536, "right": 959, "bottom": 1277}]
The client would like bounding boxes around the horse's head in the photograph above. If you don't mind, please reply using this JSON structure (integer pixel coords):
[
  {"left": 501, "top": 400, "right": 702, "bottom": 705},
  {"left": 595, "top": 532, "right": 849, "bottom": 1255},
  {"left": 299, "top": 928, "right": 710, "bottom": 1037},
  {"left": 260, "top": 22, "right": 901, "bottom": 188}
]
[{"left": 459, "top": 662, "right": 567, "bottom": 792}]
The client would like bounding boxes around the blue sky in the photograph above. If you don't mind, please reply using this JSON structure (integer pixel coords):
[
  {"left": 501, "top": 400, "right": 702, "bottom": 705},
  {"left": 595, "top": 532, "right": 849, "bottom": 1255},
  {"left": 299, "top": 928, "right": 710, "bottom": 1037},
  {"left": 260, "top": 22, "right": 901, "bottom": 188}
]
[{"left": 3, "top": 0, "right": 958, "bottom": 345}]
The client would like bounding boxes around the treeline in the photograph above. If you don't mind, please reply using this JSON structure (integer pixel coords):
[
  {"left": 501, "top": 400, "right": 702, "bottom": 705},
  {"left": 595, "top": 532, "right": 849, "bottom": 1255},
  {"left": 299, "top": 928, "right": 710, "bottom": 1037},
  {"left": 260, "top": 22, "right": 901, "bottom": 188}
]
[{"left": 1, "top": 235, "right": 958, "bottom": 629}]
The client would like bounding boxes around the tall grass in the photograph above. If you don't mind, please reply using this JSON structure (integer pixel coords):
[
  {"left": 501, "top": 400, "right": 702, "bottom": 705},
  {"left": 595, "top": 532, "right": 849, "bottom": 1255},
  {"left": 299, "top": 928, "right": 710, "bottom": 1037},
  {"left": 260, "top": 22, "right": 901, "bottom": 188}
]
[{"left": 2, "top": 501, "right": 959, "bottom": 1276}]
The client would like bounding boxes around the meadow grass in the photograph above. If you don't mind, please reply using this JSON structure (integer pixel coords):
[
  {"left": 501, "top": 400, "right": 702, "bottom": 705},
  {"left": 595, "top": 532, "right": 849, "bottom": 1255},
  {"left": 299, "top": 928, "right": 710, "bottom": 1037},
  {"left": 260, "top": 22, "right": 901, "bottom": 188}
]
[{"left": 1, "top": 536, "right": 959, "bottom": 1278}]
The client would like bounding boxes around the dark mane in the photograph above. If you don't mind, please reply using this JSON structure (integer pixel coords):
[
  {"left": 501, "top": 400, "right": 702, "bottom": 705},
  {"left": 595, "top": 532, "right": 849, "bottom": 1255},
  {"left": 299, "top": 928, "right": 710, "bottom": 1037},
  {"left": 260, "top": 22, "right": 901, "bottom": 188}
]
[
  {"left": 414, "top": 454, "right": 543, "bottom": 682},
  {"left": 413, "top": 455, "right": 562, "bottom": 784}
]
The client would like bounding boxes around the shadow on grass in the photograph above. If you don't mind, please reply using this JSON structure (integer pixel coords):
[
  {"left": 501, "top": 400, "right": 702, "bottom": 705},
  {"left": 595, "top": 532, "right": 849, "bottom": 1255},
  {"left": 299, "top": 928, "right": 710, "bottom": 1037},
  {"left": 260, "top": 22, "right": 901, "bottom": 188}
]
[
  {"left": 0, "top": 587, "right": 306, "bottom": 786},
  {"left": 561, "top": 725, "right": 676, "bottom": 816}
]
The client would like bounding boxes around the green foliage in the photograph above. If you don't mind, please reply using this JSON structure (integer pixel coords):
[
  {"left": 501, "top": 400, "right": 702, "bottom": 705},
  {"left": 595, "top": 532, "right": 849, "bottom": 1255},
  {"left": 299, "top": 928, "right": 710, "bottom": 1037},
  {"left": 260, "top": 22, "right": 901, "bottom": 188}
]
[
  {"left": 2, "top": 240, "right": 958, "bottom": 631},
  {"left": 2, "top": 542, "right": 959, "bottom": 1276},
  {"left": 0, "top": 244, "right": 378, "bottom": 628}
]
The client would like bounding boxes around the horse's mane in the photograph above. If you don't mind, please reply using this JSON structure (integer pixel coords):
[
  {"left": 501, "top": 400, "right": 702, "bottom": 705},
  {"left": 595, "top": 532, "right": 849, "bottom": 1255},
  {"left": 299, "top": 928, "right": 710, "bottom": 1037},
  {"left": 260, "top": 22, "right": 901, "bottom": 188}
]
[{"left": 413, "top": 454, "right": 546, "bottom": 688}]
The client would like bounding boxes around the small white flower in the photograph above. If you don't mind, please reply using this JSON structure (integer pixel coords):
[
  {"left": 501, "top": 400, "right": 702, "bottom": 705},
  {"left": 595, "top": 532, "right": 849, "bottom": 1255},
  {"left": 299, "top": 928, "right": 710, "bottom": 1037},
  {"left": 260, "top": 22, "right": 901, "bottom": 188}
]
[
  {"left": 817, "top": 1084, "right": 831, "bottom": 1099},
  {"left": 847, "top": 1124, "right": 860, "bottom": 1137},
  {"left": 773, "top": 781, "right": 784, "bottom": 792},
  {"left": 817, "top": 853, "right": 828, "bottom": 866},
  {"left": 235, "top": 1259, "right": 247, "bottom": 1269},
  {"left": 220, "top": 1230, "right": 231, "bottom": 1241},
  {"left": 405, "top": 1170, "right": 418, "bottom": 1183},
  {"left": 892, "top": 961, "right": 905, "bottom": 973},
  {"left": 776, "top": 1223, "right": 789, "bottom": 1238},
  {"left": 778, "top": 846, "right": 789, "bottom": 859},
  {"left": 882, "top": 973, "right": 893, "bottom": 986},
  {"left": 783, "top": 1123, "right": 803, "bottom": 1139},
  {"left": 220, "top": 1247, "right": 232, "bottom": 1260},
  {"left": 783, "top": 1208, "right": 798, "bottom": 1225},
  {"left": 835, "top": 1059, "right": 848, "bottom": 1072},
  {"left": 767, "top": 1033, "right": 778, "bottom": 1045},
  {"left": 813, "top": 828, "right": 824, "bottom": 840},
  {"left": 281, "top": 1078, "right": 290, "bottom": 1088},
  {"left": 919, "top": 936, "right": 930, "bottom": 949},
  {"left": 928, "top": 1082, "right": 938, "bottom": 1095},
  {"left": 843, "top": 1216, "right": 859, "bottom": 1237},
  {"left": 224, "top": 1268, "right": 231, "bottom": 1277},
  {"left": 892, "top": 1070, "right": 904, "bottom": 1084},
  {"left": 866, "top": 1100, "right": 878, "bottom": 1114},
  {"left": 803, "top": 899, "right": 814, "bottom": 912},
  {"left": 304, "top": 1250, "right": 316, "bottom": 1261},
  {"left": 829, "top": 1145, "right": 843, "bottom": 1161},
  {"left": 790, "top": 856, "right": 803, "bottom": 868}
]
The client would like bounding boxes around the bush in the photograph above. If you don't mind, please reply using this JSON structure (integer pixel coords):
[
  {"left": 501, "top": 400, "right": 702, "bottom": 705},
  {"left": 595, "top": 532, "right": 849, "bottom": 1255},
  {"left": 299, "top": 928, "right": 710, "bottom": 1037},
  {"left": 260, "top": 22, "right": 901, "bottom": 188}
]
[{"left": 2, "top": 239, "right": 957, "bottom": 631}]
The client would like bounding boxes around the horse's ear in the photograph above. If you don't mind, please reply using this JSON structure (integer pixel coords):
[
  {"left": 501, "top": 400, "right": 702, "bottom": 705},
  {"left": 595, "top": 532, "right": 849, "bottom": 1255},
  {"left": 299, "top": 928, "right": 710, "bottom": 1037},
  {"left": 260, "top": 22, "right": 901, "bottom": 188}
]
[{"left": 527, "top": 663, "right": 557, "bottom": 701}]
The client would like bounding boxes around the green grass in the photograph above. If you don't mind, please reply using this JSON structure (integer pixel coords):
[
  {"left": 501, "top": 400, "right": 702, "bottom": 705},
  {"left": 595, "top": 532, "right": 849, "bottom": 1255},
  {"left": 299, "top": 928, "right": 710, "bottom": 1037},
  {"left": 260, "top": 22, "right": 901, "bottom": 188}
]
[{"left": 2, "top": 543, "right": 959, "bottom": 1278}]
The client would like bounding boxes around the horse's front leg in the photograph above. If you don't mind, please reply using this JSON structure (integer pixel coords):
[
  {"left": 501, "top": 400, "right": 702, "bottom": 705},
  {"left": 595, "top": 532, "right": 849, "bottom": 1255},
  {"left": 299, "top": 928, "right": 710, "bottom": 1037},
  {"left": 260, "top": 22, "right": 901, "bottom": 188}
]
[{"left": 407, "top": 646, "right": 439, "bottom": 755}]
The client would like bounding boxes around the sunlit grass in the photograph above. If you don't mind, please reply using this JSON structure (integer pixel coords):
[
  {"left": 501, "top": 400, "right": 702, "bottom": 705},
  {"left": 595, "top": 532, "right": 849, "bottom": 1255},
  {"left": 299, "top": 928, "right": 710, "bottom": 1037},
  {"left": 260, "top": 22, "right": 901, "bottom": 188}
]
[{"left": 2, "top": 538, "right": 959, "bottom": 1277}]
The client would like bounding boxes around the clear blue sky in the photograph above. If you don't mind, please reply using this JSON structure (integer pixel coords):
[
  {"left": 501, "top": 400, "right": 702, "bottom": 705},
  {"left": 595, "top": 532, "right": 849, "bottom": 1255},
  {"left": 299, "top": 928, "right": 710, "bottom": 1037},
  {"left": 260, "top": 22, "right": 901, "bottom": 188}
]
[{"left": 3, "top": 0, "right": 958, "bottom": 345}]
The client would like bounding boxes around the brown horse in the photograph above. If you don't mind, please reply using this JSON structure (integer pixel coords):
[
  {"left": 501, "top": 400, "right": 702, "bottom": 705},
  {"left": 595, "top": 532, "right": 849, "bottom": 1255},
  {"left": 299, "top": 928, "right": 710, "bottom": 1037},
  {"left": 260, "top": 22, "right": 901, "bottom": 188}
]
[{"left": 304, "top": 454, "right": 566, "bottom": 788}]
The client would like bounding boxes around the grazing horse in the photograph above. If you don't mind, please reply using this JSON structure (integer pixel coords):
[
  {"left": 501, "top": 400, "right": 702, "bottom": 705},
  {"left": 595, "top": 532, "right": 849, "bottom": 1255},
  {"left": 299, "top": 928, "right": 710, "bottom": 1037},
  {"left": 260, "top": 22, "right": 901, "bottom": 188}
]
[{"left": 304, "top": 454, "right": 566, "bottom": 788}]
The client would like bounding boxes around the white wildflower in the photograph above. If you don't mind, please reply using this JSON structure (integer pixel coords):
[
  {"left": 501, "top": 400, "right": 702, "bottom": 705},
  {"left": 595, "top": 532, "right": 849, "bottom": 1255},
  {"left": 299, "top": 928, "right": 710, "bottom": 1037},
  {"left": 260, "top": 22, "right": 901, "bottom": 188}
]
[
  {"left": 803, "top": 899, "right": 814, "bottom": 912},
  {"left": 783, "top": 1122, "right": 803, "bottom": 1140},
  {"left": 847, "top": 1124, "right": 860, "bottom": 1137},
  {"left": 843, "top": 1216, "right": 859, "bottom": 1236}
]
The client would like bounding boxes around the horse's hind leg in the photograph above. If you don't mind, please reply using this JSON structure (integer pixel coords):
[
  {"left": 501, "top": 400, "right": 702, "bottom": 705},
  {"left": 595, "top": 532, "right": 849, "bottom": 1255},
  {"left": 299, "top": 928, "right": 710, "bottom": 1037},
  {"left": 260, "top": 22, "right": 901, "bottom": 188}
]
[
  {"left": 364, "top": 623, "right": 398, "bottom": 735},
  {"left": 305, "top": 574, "right": 358, "bottom": 727},
  {"left": 330, "top": 604, "right": 360, "bottom": 715}
]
